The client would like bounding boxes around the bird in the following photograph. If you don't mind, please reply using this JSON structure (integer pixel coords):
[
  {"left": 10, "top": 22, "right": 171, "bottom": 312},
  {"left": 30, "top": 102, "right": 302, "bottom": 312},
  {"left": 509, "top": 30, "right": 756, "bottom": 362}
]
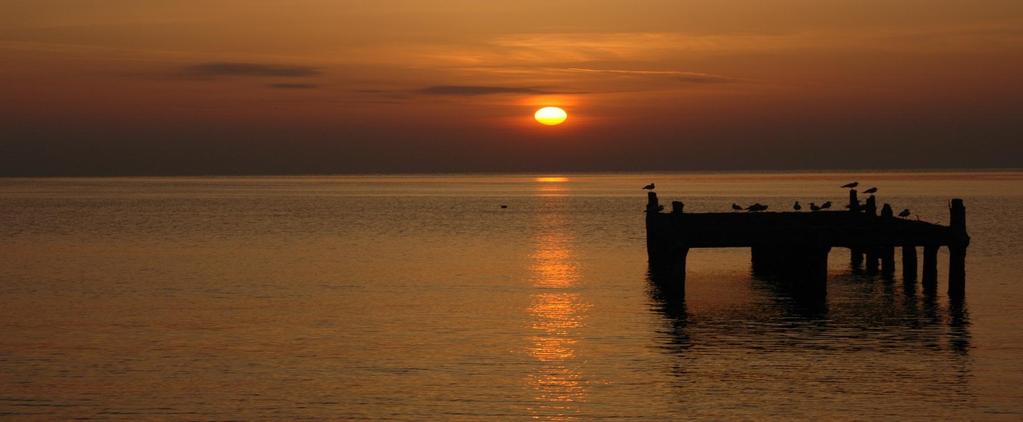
[
  {"left": 820, "top": 201, "right": 832, "bottom": 209},
  {"left": 898, "top": 209, "right": 911, "bottom": 218},
  {"left": 841, "top": 182, "right": 859, "bottom": 188},
  {"left": 732, "top": 203, "right": 742, "bottom": 211},
  {"left": 642, "top": 183, "right": 655, "bottom": 190},
  {"left": 793, "top": 201, "right": 802, "bottom": 211},
  {"left": 658, "top": 205, "right": 665, "bottom": 212},
  {"left": 864, "top": 187, "right": 877, "bottom": 194},
  {"left": 809, "top": 202, "right": 821, "bottom": 211},
  {"left": 500, "top": 205, "right": 508, "bottom": 209}
]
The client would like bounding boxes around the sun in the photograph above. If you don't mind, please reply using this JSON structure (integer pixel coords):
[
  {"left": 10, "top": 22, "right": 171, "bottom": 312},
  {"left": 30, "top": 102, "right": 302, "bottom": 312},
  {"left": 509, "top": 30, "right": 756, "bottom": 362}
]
[{"left": 534, "top": 107, "right": 568, "bottom": 126}]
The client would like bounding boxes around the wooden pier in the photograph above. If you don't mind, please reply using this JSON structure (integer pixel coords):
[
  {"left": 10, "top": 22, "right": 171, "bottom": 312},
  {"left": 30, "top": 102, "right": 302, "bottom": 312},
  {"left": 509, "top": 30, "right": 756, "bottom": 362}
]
[{"left": 645, "top": 190, "right": 970, "bottom": 297}]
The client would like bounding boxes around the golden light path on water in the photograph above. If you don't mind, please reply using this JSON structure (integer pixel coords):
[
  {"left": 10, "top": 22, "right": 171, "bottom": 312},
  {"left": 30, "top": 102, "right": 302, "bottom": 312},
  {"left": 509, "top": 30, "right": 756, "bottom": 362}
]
[{"left": 527, "top": 177, "right": 591, "bottom": 420}]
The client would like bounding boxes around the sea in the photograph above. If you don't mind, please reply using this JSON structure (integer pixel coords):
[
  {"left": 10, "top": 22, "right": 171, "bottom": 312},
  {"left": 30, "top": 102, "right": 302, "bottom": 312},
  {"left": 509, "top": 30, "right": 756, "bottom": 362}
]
[{"left": 1, "top": 172, "right": 1021, "bottom": 420}]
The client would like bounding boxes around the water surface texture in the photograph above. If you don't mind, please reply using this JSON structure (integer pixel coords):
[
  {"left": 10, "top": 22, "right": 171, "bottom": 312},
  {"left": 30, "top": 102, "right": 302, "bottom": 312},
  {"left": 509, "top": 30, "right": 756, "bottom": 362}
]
[{"left": 1, "top": 173, "right": 1022, "bottom": 420}]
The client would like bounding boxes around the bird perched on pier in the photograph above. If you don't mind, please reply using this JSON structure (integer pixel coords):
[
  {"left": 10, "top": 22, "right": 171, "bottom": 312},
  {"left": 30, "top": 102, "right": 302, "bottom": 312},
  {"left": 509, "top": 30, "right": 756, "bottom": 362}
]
[
  {"left": 864, "top": 187, "right": 877, "bottom": 194},
  {"left": 809, "top": 202, "right": 821, "bottom": 211},
  {"left": 793, "top": 201, "right": 802, "bottom": 211},
  {"left": 841, "top": 182, "right": 859, "bottom": 188},
  {"left": 642, "top": 183, "right": 655, "bottom": 190},
  {"left": 731, "top": 203, "right": 742, "bottom": 211},
  {"left": 820, "top": 201, "right": 832, "bottom": 209},
  {"left": 899, "top": 209, "right": 911, "bottom": 218}
]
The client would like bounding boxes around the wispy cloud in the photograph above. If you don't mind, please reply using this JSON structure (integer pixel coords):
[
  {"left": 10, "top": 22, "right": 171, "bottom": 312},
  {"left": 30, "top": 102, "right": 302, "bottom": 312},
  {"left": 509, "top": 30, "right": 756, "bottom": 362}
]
[
  {"left": 417, "top": 85, "right": 551, "bottom": 96},
  {"left": 268, "top": 83, "right": 319, "bottom": 89},
  {"left": 560, "top": 68, "right": 736, "bottom": 84},
  {"left": 182, "top": 62, "right": 321, "bottom": 78}
]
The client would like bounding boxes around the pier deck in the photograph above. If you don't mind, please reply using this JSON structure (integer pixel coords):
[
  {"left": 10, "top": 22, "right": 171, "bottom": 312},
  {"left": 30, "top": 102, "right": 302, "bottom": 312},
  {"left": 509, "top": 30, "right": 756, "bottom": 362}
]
[{"left": 645, "top": 191, "right": 969, "bottom": 297}]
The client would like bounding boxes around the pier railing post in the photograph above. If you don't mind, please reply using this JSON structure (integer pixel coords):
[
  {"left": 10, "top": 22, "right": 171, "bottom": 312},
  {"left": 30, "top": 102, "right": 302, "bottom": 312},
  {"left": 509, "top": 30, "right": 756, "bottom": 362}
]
[{"left": 948, "top": 199, "right": 968, "bottom": 297}]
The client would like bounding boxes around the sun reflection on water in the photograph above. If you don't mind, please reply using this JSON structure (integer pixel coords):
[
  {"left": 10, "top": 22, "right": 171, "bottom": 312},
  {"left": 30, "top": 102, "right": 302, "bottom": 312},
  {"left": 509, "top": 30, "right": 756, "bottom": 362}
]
[{"left": 526, "top": 202, "right": 590, "bottom": 420}]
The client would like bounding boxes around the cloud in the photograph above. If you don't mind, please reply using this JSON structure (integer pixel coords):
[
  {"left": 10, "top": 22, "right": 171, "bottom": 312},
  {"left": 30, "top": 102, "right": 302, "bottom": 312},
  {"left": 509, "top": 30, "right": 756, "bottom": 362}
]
[
  {"left": 183, "top": 62, "right": 321, "bottom": 78},
  {"left": 562, "top": 68, "right": 736, "bottom": 84},
  {"left": 268, "top": 83, "right": 319, "bottom": 89},
  {"left": 417, "top": 85, "right": 550, "bottom": 96}
]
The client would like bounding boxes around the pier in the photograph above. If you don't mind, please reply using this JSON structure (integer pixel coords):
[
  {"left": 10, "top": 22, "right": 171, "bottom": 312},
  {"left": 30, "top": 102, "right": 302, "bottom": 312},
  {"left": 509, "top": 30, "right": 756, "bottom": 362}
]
[{"left": 645, "top": 191, "right": 970, "bottom": 297}]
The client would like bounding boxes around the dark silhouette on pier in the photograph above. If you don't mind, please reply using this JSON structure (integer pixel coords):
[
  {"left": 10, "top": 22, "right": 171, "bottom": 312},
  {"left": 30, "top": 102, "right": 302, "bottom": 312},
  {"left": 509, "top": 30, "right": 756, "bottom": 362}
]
[
  {"left": 643, "top": 183, "right": 656, "bottom": 190},
  {"left": 841, "top": 182, "right": 859, "bottom": 188},
  {"left": 645, "top": 188, "right": 970, "bottom": 298}
]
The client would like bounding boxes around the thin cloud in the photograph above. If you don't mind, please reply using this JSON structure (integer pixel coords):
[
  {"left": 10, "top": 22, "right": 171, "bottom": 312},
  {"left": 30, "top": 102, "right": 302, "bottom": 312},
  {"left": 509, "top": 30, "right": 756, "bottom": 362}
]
[
  {"left": 417, "top": 85, "right": 550, "bottom": 96},
  {"left": 183, "top": 62, "right": 321, "bottom": 78},
  {"left": 562, "top": 68, "right": 736, "bottom": 84},
  {"left": 268, "top": 83, "right": 319, "bottom": 89}
]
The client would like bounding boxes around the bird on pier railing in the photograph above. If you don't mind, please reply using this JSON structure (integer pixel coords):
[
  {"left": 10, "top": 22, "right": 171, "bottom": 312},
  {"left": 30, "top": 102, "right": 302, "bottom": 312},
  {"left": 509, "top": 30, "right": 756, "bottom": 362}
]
[
  {"left": 899, "top": 209, "right": 911, "bottom": 218},
  {"left": 642, "top": 183, "right": 655, "bottom": 190},
  {"left": 820, "top": 201, "right": 832, "bottom": 209},
  {"left": 864, "top": 187, "right": 878, "bottom": 194},
  {"left": 809, "top": 202, "right": 821, "bottom": 211},
  {"left": 731, "top": 203, "right": 742, "bottom": 211},
  {"left": 793, "top": 201, "right": 802, "bottom": 211},
  {"left": 842, "top": 182, "right": 859, "bottom": 188}
]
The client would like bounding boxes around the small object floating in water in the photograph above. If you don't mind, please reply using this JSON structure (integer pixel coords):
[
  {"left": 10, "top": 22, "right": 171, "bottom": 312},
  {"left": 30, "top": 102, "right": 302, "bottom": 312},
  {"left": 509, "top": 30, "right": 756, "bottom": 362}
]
[
  {"left": 793, "top": 201, "right": 802, "bottom": 211},
  {"left": 899, "top": 209, "right": 911, "bottom": 218},
  {"left": 643, "top": 183, "right": 656, "bottom": 190},
  {"left": 864, "top": 187, "right": 878, "bottom": 194},
  {"left": 841, "top": 182, "right": 859, "bottom": 188},
  {"left": 746, "top": 203, "right": 768, "bottom": 212}
]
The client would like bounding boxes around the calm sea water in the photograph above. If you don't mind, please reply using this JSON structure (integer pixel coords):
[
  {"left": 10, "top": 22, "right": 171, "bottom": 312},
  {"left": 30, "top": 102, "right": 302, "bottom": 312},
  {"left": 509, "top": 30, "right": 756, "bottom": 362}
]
[{"left": 1, "top": 172, "right": 1022, "bottom": 420}]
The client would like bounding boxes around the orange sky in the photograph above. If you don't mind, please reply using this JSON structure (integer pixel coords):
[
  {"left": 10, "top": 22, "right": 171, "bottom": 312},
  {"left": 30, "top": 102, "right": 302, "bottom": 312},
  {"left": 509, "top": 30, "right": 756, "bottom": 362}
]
[{"left": 2, "top": 1, "right": 1022, "bottom": 175}]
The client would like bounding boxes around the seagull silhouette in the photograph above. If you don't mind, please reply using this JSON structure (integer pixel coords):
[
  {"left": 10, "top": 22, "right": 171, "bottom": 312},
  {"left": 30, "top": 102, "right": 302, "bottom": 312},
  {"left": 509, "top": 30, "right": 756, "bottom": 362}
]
[
  {"left": 732, "top": 203, "right": 742, "bottom": 211},
  {"left": 820, "top": 201, "right": 832, "bottom": 209},
  {"left": 898, "top": 209, "right": 911, "bottom": 218},
  {"left": 642, "top": 183, "right": 655, "bottom": 190},
  {"left": 793, "top": 201, "right": 802, "bottom": 211},
  {"left": 810, "top": 202, "right": 821, "bottom": 211},
  {"left": 841, "top": 182, "right": 859, "bottom": 188},
  {"left": 864, "top": 187, "right": 877, "bottom": 194}
]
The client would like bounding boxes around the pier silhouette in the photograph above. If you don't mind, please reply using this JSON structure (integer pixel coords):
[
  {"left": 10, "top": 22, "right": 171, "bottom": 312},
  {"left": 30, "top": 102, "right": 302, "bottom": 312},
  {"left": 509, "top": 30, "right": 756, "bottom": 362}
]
[{"left": 645, "top": 190, "right": 970, "bottom": 298}]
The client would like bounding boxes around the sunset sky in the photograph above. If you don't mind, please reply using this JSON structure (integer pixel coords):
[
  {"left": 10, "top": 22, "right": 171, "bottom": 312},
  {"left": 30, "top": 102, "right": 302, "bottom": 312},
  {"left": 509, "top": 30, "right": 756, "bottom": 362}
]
[{"left": 2, "top": 0, "right": 1022, "bottom": 175}]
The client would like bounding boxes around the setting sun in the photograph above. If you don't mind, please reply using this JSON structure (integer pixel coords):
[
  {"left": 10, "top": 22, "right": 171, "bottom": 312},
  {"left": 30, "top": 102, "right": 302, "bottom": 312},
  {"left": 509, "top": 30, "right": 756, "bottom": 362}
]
[{"left": 534, "top": 107, "right": 568, "bottom": 126}]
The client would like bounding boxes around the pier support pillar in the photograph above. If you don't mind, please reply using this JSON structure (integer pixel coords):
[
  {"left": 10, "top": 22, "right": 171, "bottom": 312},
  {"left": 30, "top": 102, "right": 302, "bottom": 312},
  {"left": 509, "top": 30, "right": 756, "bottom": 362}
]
[
  {"left": 850, "top": 248, "right": 864, "bottom": 268},
  {"left": 879, "top": 205, "right": 895, "bottom": 276},
  {"left": 948, "top": 245, "right": 966, "bottom": 297},
  {"left": 922, "top": 245, "right": 938, "bottom": 291},
  {"left": 880, "top": 246, "right": 896, "bottom": 275},
  {"left": 948, "top": 199, "right": 968, "bottom": 297},
  {"left": 865, "top": 248, "right": 880, "bottom": 274},
  {"left": 902, "top": 245, "right": 918, "bottom": 282}
]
